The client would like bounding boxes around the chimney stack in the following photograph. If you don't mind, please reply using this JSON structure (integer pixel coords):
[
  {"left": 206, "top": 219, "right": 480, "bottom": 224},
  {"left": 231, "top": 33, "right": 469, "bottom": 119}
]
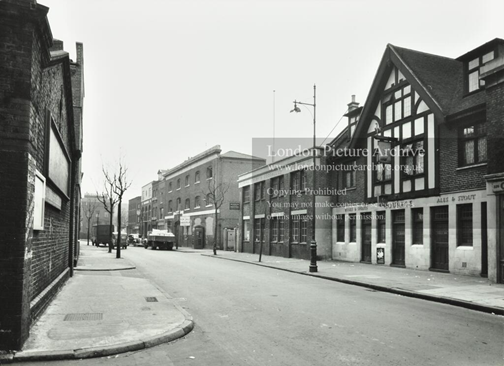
[{"left": 347, "top": 94, "right": 359, "bottom": 112}]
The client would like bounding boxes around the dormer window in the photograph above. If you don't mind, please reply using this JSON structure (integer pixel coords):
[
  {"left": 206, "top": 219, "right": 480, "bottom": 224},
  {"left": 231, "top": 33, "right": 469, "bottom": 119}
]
[{"left": 467, "top": 51, "right": 495, "bottom": 93}]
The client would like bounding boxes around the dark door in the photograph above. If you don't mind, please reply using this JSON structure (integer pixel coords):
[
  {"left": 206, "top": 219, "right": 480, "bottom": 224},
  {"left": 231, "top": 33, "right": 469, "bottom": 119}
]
[
  {"left": 174, "top": 221, "right": 180, "bottom": 248},
  {"left": 431, "top": 206, "right": 449, "bottom": 271},
  {"left": 361, "top": 213, "right": 372, "bottom": 263},
  {"left": 392, "top": 210, "right": 405, "bottom": 266},
  {"left": 481, "top": 202, "right": 488, "bottom": 277},
  {"left": 194, "top": 226, "right": 205, "bottom": 249},
  {"left": 500, "top": 196, "right": 504, "bottom": 283}
]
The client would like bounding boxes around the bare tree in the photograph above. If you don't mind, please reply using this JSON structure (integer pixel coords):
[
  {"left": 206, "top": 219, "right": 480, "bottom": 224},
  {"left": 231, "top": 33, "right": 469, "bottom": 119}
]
[
  {"left": 83, "top": 200, "right": 97, "bottom": 246},
  {"left": 97, "top": 167, "right": 119, "bottom": 253},
  {"left": 204, "top": 178, "right": 230, "bottom": 255},
  {"left": 113, "top": 162, "right": 132, "bottom": 259}
]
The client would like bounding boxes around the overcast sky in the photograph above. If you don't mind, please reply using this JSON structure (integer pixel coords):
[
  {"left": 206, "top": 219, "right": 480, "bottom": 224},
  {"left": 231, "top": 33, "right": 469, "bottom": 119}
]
[{"left": 41, "top": 0, "right": 504, "bottom": 201}]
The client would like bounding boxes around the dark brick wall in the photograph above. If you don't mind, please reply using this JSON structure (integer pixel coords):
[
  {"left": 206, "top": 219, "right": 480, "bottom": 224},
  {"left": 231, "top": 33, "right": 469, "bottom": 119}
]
[
  {"left": 485, "top": 78, "right": 504, "bottom": 175},
  {"left": 438, "top": 123, "right": 486, "bottom": 193},
  {"left": 0, "top": 1, "right": 80, "bottom": 350}
]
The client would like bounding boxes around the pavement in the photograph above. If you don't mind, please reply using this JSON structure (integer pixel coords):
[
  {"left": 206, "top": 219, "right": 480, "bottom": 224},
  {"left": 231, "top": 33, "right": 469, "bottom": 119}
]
[
  {"left": 2, "top": 243, "right": 503, "bottom": 363},
  {"left": 1, "top": 242, "right": 194, "bottom": 364}
]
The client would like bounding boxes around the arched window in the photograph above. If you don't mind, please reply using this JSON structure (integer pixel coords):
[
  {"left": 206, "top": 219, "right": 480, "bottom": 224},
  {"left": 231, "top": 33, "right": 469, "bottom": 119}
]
[
  {"left": 185, "top": 175, "right": 190, "bottom": 186},
  {"left": 185, "top": 198, "right": 190, "bottom": 210},
  {"left": 195, "top": 196, "right": 200, "bottom": 208},
  {"left": 206, "top": 166, "right": 213, "bottom": 179},
  {"left": 177, "top": 179, "right": 181, "bottom": 189},
  {"left": 195, "top": 171, "right": 200, "bottom": 183}
]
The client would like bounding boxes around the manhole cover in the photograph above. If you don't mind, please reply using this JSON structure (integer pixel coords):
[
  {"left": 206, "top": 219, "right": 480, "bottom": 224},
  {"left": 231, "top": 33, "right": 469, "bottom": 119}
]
[
  {"left": 145, "top": 297, "right": 158, "bottom": 302},
  {"left": 64, "top": 313, "right": 103, "bottom": 321}
]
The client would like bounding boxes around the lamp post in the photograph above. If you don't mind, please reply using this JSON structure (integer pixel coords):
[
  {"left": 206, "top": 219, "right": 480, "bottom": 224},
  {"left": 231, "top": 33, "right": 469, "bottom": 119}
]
[{"left": 291, "top": 84, "right": 318, "bottom": 273}]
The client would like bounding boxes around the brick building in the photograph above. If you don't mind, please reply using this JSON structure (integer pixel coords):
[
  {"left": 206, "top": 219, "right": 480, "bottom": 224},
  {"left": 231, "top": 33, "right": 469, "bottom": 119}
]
[
  {"left": 328, "top": 39, "right": 504, "bottom": 283},
  {"left": 237, "top": 148, "right": 336, "bottom": 260},
  {"left": 144, "top": 146, "right": 265, "bottom": 249},
  {"left": 0, "top": 0, "right": 84, "bottom": 350},
  {"left": 127, "top": 196, "right": 141, "bottom": 235}
]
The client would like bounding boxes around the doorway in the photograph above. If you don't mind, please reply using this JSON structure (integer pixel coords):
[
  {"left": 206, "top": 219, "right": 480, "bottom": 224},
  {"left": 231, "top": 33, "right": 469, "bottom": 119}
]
[
  {"left": 194, "top": 226, "right": 205, "bottom": 249},
  {"left": 361, "top": 212, "right": 372, "bottom": 263},
  {"left": 431, "top": 206, "right": 449, "bottom": 271},
  {"left": 392, "top": 210, "right": 405, "bottom": 266}
]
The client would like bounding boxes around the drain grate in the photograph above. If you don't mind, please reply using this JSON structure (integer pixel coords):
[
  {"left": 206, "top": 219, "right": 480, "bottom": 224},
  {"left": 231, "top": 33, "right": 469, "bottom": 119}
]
[
  {"left": 64, "top": 313, "right": 103, "bottom": 321},
  {"left": 145, "top": 297, "right": 158, "bottom": 302}
]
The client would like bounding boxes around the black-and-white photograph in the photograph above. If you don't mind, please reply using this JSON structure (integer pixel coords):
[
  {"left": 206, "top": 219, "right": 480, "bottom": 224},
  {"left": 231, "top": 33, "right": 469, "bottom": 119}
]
[{"left": 1, "top": 0, "right": 503, "bottom": 365}]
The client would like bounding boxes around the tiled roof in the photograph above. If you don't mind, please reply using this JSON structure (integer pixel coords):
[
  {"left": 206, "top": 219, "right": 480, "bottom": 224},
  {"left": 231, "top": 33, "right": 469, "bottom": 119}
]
[{"left": 391, "top": 44, "right": 485, "bottom": 116}]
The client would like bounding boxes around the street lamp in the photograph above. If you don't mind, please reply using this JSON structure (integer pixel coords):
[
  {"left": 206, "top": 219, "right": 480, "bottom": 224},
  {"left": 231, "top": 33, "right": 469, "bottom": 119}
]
[{"left": 291, "top": 84, "right": 318, "bottom": 273}]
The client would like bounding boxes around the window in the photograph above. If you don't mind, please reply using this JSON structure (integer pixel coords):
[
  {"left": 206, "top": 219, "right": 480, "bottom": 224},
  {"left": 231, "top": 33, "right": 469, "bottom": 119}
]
[
  {"left": 466, "top": 51, "right": 494, "bottom": 93},
  {"left": 377, "top": 211, "right": 386, "bottom": 243},
  {"left": 291, "top": 172, "right": 300, "bottom": 191},
  {"left": 300, "top": 215, "right": 308, "bottom": 243},
  {"left": 459, "top": 123, "right": 487, "bottom": 166},
  {"left": 185, "top": 175, "right": 190, "bottom": 186},
  {"left": 260, "top": 181, "right": 265, "bottom": 199},
  {"left": 349, "top": 214, "right": 356, "bottom": 242},
  {"left": 195, "top": 171, "right": 200, "bottom": 183},
  {"left": 160, "top": 207, "right": 164, "bottom": 218},
  {"left": 254, "top": 218, "right": 264, "bottom": 242},
  {"left": 291, "top": 215, "right": 300, "bottom": 242},
  {"left": 301, "top": 170, "right": 307, "bottom": 190},
  {"left": 271, "top": 218, "right": 278, "bottom": 242},
  {"left": 255, "top": 182, "right": 262, "bottom": 201},
  {"left": 185, "top": 198, "right": 190, "bottom": 210},
  {"left": 271, "top": 178, "right": 279, "bottom": 198},
  {"left": 168, "top": 200, "right": 173, "bottom": 212},
  {"left": 177, "top": 179, "right": 181, "bottom": 189},
  {"left": 278, "top": 176, "right": 285, "bottom": 194},
  {"left": 176, "top": 197, "right": 181, "bottom": 210},
  {"left": 402, "top": 140, "right": 425, "bottom": 176},
  {"left": 412, "top": 208, "right": 423, "bottom": 244},
  {"left": 343, "top": 162, "right": 356, "bottom": 188},
  {"left": 206, "top": 193, "right": 212, "bottom": 206},
  {"left": 168, "top": 182, "right": 172, "bottom": 192},
  {"left": 458, "top": 204, "right": 473, "bottom": 246},
  {"left": 243, "top": 186, "right": 250, "bottom": 203},
  {"left": 194, "top": 196, "right": 200, "bottom": 208},
  {"left": 382, "top": 84, "right": 412, "bottom": 125},
  {"left": 336, "top": 214, "right": 345, "bottom": 242},
  {"left": 206, "top": 166, "right": 213, "bottom": 179},
  {"left": 278, "top": 216, "right": 285, "bottom": 242},
  {"left": 244, "top": 220, "right": 250, "bottom": 241}
]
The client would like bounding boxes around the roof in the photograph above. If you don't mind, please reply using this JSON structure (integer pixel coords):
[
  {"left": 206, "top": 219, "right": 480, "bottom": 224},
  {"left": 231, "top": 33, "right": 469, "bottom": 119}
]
[
  {"left": 350, "top": 40, "right": 496, "bottom": 149},
  {"left": 220, "top": 151, "right": 265, "bottom": 161}
]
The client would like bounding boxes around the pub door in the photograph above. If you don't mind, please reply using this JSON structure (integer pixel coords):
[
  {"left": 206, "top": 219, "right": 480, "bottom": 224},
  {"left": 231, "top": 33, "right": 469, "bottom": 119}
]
[
  {"left": 392, "top": 210, "right": 405, "bottom": 266},
  {"left": 431, "top": 206, "right": 449, "bottom": 271},
  {"left": 361, "top": 213, "right": 372, "bottom": 263}
]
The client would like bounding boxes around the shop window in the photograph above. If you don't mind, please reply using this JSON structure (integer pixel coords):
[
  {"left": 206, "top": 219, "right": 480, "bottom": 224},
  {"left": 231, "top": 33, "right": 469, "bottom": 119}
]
[
  {"left": 412, "top": 208, "right": 423, "bottom": 244},
  {"left": 336, "top": 214, "right": 345, "bottom": 242},
  {"left": 457, "top": 204, "right": 473, "bottom": 246},
  {"left": 459, "top": 122, "right": 487, "bottom": 166}
]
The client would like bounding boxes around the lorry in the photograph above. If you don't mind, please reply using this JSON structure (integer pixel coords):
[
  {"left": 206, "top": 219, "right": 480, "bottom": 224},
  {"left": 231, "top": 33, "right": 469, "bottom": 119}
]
[
  {"left": 144, "top": 229, "right": 175, "bottom": 250},
  {"left": 92, "top": 224, "right": 114, "bottom": 247},
  {"left": 113, "top": 232, "right": 128, "bottom": 249}
]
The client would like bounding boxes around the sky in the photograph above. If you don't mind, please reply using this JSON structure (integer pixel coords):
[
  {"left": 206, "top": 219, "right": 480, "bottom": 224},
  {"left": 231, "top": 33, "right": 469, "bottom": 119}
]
[{"left": 40, "top": 0, "right": 504, "bottom": 201}]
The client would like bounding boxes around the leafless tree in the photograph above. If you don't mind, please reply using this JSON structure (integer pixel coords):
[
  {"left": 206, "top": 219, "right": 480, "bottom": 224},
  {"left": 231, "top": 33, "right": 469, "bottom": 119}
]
[
  {"left": 97, "top": 167, "right": 119, "bottom": 254},
  {"left": 83, "top": 200, "right": 97, "bottom": 246},
  {"left": 113, "top": 163, "right": 132, "bottom": 259},
  {"left": 204, "top": 178, "right": 230, "bottom": 255}
]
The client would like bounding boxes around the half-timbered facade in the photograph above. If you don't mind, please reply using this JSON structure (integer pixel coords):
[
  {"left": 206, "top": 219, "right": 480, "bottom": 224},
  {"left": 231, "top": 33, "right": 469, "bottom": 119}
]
[{"left": 330, "top": 39, "right": 504, "bottom": 283}]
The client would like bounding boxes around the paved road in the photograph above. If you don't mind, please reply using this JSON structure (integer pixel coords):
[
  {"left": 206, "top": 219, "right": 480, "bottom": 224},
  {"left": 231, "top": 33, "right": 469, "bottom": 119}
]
[{"left": 17, "top": 247, "right": 503, "bottom": 365}]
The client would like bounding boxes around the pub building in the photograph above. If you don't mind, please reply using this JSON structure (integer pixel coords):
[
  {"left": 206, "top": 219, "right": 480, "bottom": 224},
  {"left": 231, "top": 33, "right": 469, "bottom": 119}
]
[
  {"left": 330, "top": 39, "right": 504, "bottom": 283},
  {"left": 237, "top": 38, "right": 504, "bottom": 283}
]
